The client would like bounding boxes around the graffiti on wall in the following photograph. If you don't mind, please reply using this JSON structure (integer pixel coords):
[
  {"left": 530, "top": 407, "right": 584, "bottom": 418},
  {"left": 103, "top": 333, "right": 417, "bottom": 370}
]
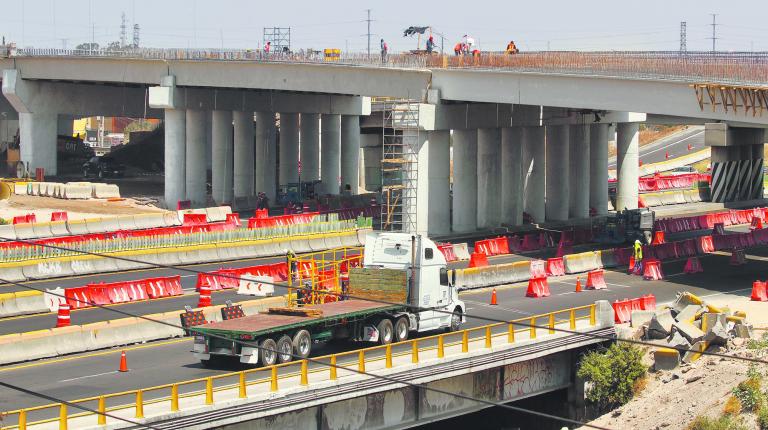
[{"left": 503, "top": 353, "right": 570, "bottom": 400}]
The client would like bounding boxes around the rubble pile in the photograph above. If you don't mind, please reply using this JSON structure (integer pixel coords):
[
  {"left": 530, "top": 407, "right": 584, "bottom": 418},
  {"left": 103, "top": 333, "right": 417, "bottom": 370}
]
[{"left": 629, "top": 292, "right": 753, "bottom": 370}]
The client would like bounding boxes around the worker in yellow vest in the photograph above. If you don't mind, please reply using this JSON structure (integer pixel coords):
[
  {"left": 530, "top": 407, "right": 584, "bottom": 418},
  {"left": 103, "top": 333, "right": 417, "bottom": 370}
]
[{"left": 633, "top": 239, "right": 643, "bottom": 274}]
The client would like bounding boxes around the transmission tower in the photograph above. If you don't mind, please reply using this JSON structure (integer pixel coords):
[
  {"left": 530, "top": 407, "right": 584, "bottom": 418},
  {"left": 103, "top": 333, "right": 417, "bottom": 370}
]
[
  {"left": 708, "top": 14, "right": 719, "bottom": 53},
  {"left": 366, "top": 9, "right": 372, "bottom": 58},
  {"left": 679, "top": 21, "right": 687, "bottom": 53},
  {"left": 132, "top": 24, "right": 140, "bottom": 48},
  {"left": 120, "top": 12, "right": 127, "bottom": 48}
]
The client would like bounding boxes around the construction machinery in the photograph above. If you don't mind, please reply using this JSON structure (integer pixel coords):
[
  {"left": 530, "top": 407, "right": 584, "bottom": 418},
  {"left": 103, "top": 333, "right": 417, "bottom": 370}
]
[{"left": 599, "top": 208, "right": 655, "bottom": 245}]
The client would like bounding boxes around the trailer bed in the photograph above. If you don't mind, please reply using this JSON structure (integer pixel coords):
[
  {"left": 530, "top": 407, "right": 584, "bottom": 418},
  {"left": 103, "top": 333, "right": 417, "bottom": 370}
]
[{"left": 196, "top": 299, "right": 403, "bottom": 337}]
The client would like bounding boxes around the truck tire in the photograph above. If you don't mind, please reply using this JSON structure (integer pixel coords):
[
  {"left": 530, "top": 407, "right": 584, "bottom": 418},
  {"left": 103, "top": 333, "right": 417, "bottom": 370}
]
[
  {"left": 292, "top": 330, "right": 312, "bottom": 359},
  {"left": 259, "top": 338, "right": 278, "bottom": 366},
  {"left": 376, "top": 319, "right": 394, "bottom": 345},
  {"left": 394, "top": 316, "right": 409, "bottom": 342},
  {"left": 449, "top": 306, "right": 463, "bottom": 332},
  {"left": 276, "top": 335, "right": 293, "bottom": 363}
]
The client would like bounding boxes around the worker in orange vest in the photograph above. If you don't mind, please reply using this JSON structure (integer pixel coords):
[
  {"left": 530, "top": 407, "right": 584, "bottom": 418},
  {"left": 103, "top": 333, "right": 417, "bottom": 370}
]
[
  {"left": 454, "top": 42, "right": 463, "bottom": 56},
  {"left": 505, "top": 40, "right": 519, "bottom": 54}
]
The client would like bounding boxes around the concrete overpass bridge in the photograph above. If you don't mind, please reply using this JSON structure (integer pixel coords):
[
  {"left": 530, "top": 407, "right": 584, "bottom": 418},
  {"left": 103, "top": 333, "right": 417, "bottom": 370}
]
[
  {"left": 0, "top": 301, "right": 614, "bottom": 430},
  {"left": 1, "top": 49, "right": 767, "bottom": 235}
]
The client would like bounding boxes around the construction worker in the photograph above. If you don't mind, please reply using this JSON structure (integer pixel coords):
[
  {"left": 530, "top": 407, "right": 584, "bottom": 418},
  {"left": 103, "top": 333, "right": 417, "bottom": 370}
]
[
  {"left": 264, "top": 41, "right": 271, "bottom": 55},
  {"left": 505, "top": 40, "right": 519, "bottom": 54},
  {"left": 453, "top": 42, "right": 463, "bottom": 56},
  {"left": 426, "top": 36, "right": 435, "bottom": 54},
  {"left": 633, "top": 239, "right": 643, "bottom": 274},
  {"left": 380, "top": 38, "right": 388, "bottom": 63}
]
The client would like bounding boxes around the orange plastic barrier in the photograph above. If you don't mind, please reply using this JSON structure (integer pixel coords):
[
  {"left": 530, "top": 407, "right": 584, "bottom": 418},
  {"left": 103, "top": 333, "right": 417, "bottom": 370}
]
[
  {"left": 640, "top": 294, "right": 656, "bottom": 311},
  {"left": 437, "top": 244, "right": 457, "bottom": 262},
  {"left": 586, "top": 269, "right": 607, "bottom": 290},
  {"left": 683, "top": 256, "right": 703, "bottom": 274},
  {"left": 651, "top": 230, "right": 665, "bottom": 245},
  {"left": 50, "top": 211, "right": 68, "bottom": 222},
  {"left": 751, "top": 281, "right": 768, "bottom": 302},
  {"left": 642, "top": 258, "right": 664, "bottom": 280},
  {"left": 546, "top": 257, "right": 565, "bottom": 277},
  {"left": 750, "top": 216, "right": 764, "bottom": 231},
  {"left": 12, "top": 214, "right": 36, "bottom": 225},
  {"left": 526, "top": 276, "right": 550, "bottom": 298},
  {"left": 612, "top": 299, "right": 631, "bottom": 323},
  {"left": 468, "top": 251, "right": 489, "bottom": 268}
]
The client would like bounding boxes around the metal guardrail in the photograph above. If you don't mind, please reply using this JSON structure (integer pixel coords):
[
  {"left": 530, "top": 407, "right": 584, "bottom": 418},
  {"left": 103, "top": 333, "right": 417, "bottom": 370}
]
[
  {"left": 5, "top": 48, "right": 768, "bottom": 86},
  {"left": 0, "top": 304, "right": 597, "bottom": 429}
]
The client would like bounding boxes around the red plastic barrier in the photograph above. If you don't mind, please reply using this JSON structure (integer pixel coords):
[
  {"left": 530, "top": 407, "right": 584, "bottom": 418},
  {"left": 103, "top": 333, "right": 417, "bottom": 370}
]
[
  {"left": 50, "top": 211, "right": 68, "bottom": 222},
  {"left": 751, "top": 281, "right": 768, "bottom": 302},
  {"left": 586, "top": 269, "right": 607, "bottom": 290},
  {"left": 183, "top": 213, "right": 208, "bottom": 226},
  {"left": 526, "top": 276, "right": 550, "bottom": 298},
  {"left": 146, "top": 276, "right": 183, "bottom": 299},
  {"left": 87, "top": 284, "right": 112, "bottom": 305},
  {"left": 642, "top": 259, "right": 664, "bottom": 280},
  {"left": 651, "top": 231, "right": 665, "bottom": 245},
  {"left": 254, "top": 209, "right": 268, "bottom": 219},
  {"left": 437, "top": 244, "right": 457, "bottom": 262},
  {"left": 64, "top": 286, "right": 91, "bottom": 309},
  {"left": 226, "top": 213, "right": 242, "bottom": 227},
  {"left": 612, "top": 299, "right": 631, "bottom": 324},
  {"left": 529, "top": 260, "right": 546, "bottom": 278},
  {"left": 683, "top": 256, "right": 703, "bottom": 274},
  {"left": 474, "top": 239, "right": 495, "bottom": 256},
  {"left": 12, "top": 214, "right": 36, "bottom": 225},
  {"left": 468, "top": 252, "right": 489, "bottom": 268},
  {"left": 270, "top": 263, "right": 289, "bottom": 282},
  {"left": 546, "top": 257, "right": 565, "bottom": 277},
  {"left": 494, "top": 237, "right": 510, "bottom": 255},
  {"left": 640, "top": 294, "right": 656, "bottom": 311}
]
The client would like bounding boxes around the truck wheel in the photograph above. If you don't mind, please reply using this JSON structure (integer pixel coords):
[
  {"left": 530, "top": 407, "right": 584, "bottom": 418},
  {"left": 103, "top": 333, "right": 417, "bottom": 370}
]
[
  {"left": 394, "top": 316, "right": 409, "bottom": 342},
  {"left": 276, "top": 335, "right": 293, "bottom": 363},
  {"left": 259, "top": 338, "right": 278, "bottom": 366},
  {"left": 292, "top": 330, "right": 312, "bottom": 359},
  {"left": 449, "top": 306, "right": 463, "bottom": 332},
  {"left": 377, "top": 319, "right": 394, "bottom": 345}
]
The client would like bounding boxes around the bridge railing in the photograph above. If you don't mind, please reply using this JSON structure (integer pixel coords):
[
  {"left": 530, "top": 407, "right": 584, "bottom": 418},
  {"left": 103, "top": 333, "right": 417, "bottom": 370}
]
[
  {"left": 0, "top": 303, "right": 599, "bottom": 429},
  {"left": 6, "top": 48, "right": 768, "bottom": 86}
]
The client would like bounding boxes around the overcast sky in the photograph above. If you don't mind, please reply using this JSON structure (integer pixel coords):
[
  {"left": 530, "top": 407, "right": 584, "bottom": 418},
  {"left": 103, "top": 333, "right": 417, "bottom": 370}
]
[{"left": 2, "top": 0, "right": 767, "bottom": 52}]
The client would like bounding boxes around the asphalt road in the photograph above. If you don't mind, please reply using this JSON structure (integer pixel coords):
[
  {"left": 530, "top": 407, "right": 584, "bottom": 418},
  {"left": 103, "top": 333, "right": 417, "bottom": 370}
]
[
  {"left": 1, "top": 241, "right": 765, "bottom": 416},
  {"left": 608, "top": 126, "right": 705, "bottom": 169}
]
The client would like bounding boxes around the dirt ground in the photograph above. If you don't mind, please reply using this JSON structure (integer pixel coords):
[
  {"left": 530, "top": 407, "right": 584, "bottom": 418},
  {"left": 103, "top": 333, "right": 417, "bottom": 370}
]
[
  {"left": 584, "top": 293, "right": 768, "bottom": 430},
  {"left": 0, "top": 194, "right": 166, "bottom": 221}
]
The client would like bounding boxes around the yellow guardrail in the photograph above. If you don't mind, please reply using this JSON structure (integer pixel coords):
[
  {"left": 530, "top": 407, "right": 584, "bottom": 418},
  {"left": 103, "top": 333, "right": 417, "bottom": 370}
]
[{"left": 0, "top": 304, "right": 596, "bottom": 429}]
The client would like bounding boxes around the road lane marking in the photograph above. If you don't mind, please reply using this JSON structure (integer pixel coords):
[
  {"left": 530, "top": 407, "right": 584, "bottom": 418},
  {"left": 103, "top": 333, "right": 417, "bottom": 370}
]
[
  {"left": 59, "top": 370, "right": 118, "bottom": 383},
  {"left": 462, "top": 299, "right": 533, "bottom": 315},
  {"left": 0, "top": 338, "right": 191, "bottom": 373}
]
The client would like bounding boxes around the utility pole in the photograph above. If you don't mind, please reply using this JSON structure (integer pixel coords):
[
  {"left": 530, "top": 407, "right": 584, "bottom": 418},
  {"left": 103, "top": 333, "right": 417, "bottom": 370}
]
[
  {"left": 366, "top": 9, "right": 372, "bottom": 58},
  {"left": 709, "top": 14, "right": 718, "bottom": 53},
  {"left": 679, "top": 21, "right": 687, "bottom": 53}
]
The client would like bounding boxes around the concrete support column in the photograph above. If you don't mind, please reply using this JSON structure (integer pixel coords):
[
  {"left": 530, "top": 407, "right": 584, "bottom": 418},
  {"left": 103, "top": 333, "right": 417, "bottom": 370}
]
[
  {"left": 255, "top": 112, "right": 277, "bottom": 201},
  {"left": 568, "top": 124, "right": 590, "bottom": 219},
  {"left": 320, "top": 114, "right": 341, "bottom": 195},
  {"left": 204, "top": 111, "right": 213, "bottom": 171},
  {"left": 522, "top": 126, "right": 545, "bottom": 223},
  {"left": 163, "top": 109, "right": 186, "bottom": 208},
  {"left": 415, "top": 130, "right": 451, "bottom": 235},
  {"left": 233, "top": 110, "right": 255, "bottom": 199},
  {"left": 360, "top": 134, "right": 382, "bottom": 192},
  {"left": 751, "top": 144, "right": 764, "bottom": 200},
  {"left": 452, "top": 130, "right": 478, "bottom": 233},
  {"left": 340, "top": 115, "right": 360, "bottom": 194},
  {"left": 56, "top": 115, "right": 74, "bottom": 137},
  {"left": 501, "top": 127, "right": 524, "bottom": 226},
  {"left": 300, "top": 113, "right": 320, "bottom": 182},
  {"left": 19, "top": 112, "right": 57, "bottom": 176},
  {"left": 185, "top": 109, "right": 207, "bottom": 207},
  {"left": 279, "top": 113, "right": 300, "bottom": 185},
  {"left": 616, "top": 123, "right": 640, "bottom": 210},
  {"left": 477, "top": 128, "right": 502, "bottom": 228},
  {"left": 545, "top": 125, "right": 570, "bottom": 221},
  {"left": 589, "top": 123, "right": 609, "bottom": 216},
  {"left": 211, "top": 110, "right": 233, "bottom": 205}
]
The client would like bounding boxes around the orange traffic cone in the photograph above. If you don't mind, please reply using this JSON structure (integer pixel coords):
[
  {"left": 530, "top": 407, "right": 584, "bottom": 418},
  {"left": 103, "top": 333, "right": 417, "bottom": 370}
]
[
  {"left": 490, "top": 288, "right": 498, "bottom": 305},
  {"left": 575, "top": 277, "right": 582, "bottom": 293},
  {"left": 119, "top": 350, "right": 129, "bottom": 372},
  {"left": 665, "top": 151, "right": 669, "bottom": 159}
]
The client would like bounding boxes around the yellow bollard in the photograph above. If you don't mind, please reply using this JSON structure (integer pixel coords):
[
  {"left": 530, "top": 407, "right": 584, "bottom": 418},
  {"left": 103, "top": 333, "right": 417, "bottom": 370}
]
[
  {"left": 59, "top": 404, "right": 68, "bottom": 430},
  {"left": 530, "top": 317, "right": 536, "bottom": 339},
  {"left": 205, "top": 378, "right": 214, "bottom": 405},
  {"left": 171, "top": 384, "right": 179, "bottom": 412},
  {"left": 437, "top": 335, "right": 444, "bottom": 358},
  {"left": 358, "top": 350, "right": 366, "bottom": 373},
  {"left": 485, "top": 326, "right": 492, "bottom": 348},
  {"left": 462, "top": 330, "right": 469, "bottom": 352},
  {"left": 270, "top": 366, "right": 278, "bottom": 392},
  {"left": 590, "top": 305, "right": 596, "bottom": 326},
  {"left": 549, "top": 314, "right": 555, "bottom": 335},
  {"left": 97, "top": 397, "right": 106, "bottom": 425},
  {"left": 135, "top": 390, "right": 144, "bottom": 419},
  {"left": 508, "top": 322, "right": 515, "bottom": 343},
  {"left": 570, "top": 309, "right": 576, "bottom": 330},
  {"left": 385, "top": 344, "right": 393, "bottom": 368},
  {"left": 18, "top": 410, "right": 26, "bottom": 430},
  {"left": 301, "top": 360, "right": 309, "bottom": 385},
  {"left": 330, "top": 355, "right": 338, "bottom": 379},
  {"left": 412, "top": 340, "right": 419, "bottom": 363},
  {"left": 239, "top": 372, "right": 247, "bottom": 398}
]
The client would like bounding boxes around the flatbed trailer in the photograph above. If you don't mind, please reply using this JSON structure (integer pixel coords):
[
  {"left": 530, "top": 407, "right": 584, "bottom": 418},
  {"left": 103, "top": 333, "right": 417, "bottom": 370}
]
[{"left": 192, "top": 232, "right": 465, "bottom": 367}]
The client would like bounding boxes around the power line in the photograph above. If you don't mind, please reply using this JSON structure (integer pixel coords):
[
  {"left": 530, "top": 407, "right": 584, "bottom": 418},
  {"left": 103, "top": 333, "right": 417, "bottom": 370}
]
[{"left": 709, "top": 13, "right": 719, "bottom": 53}]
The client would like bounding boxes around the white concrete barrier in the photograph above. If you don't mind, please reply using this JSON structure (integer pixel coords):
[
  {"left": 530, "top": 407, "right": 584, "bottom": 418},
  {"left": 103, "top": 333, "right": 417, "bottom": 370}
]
[
  {"left": 163, "top": 211, "right": 182, "bottom": 227},
  {"left": 204, "top": 206, "right": 232, "bottom": 223},
  {"left": 0, "top": 224, "right": 16, "bottom": 240},
  {"left": 134, "top": 213, "right": 168, "bottom": 229},
  {"left": 13, "top": 182, "right": 28, "bottom": 195},
  {"left": 0, "top": 265, "right": 26, "bottom": 282},
  {"left": 48, "top": 221, "right": 70, "bottom": 237},
  {"left": 117, "top": 215, "right": 139, "bottom": 231},
  {"left": 21, "top": 260, "right": 74, "bottom": 280},
  {"left": 453, "top": 243, "right": 471, "bottom": 260},
  {"left": 31, "top": 222, "right": 53, "bottom": 238},
  {"left": 63, "top": 183, "right": 92, "bottom": 199},
  {"left": 0, "top": 291, "right": 48, "bottom": 317},
  {"left": 13, "top": 223, "right": 37, "bottom": 240},
  {"left": 563, "top": 251, "right": 603, "bottom": 274},
  {"left": 92, "top": 183, "right": 121, "bottom": 199},
  {"left": 65, "top": 219, "right": 90, "bottom": 236},
  {"left": 85, "top": 218, "right": 109, "bottom": 234}
]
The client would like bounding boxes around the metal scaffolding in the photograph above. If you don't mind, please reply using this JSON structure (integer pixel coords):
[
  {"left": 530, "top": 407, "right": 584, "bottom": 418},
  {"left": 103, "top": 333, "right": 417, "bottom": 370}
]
[{"left": 376, "top": 98, "right": 420, "bottom": 232}]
